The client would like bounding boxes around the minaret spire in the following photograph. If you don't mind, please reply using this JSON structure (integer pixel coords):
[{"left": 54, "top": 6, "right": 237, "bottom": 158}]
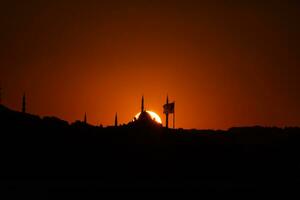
[
  {"left": 141, "top": 95, "right": 144, "bottom": 113},
  {"left": 115, "top": 112, "right": 118, "bottom": 127},
  {"left": 22, "top": 93, "right": 26, "bottom": 113},
  {"left": 166, "top": 95, "right": 169, "bottom": 129},
  {"left": 84, "top": 112, "right": 87, "bottom": 124},
  {"left": 0, "top": 84, "right": 2, "bottom": 105}
]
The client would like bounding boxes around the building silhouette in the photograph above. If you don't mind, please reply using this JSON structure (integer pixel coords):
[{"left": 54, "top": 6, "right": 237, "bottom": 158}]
[
  {"left": 115, "top": 113, "right": 118, "bottom": 127},
  {"left": 84, "top": 113, "right": 87, "bottom": 124},
  {"left": 132, "top": 96, "right": 161, "bottom": 126},
  {"left": 141, "top": 95, "right": 144, "bottom": 113},
  {"left": 0, "top": 86, "right": 2, "bottom": 105},
  {"left": 163, "top": 95, "right": 175, "bottom": 129},
  {"left": 22, "top": 93, "right": 26, "bottom": 113},
  {"left": 165, "top": 95, "right": 169, "bottom": 128}
]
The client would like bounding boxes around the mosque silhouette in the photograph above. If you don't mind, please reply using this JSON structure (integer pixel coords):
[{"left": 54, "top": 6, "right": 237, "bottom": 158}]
[
  {"left": 126, "top": 96, "right": 163, "bottom": 128},
  {"left": 0, "top": 92, "right": 300, "bottom": 193}
]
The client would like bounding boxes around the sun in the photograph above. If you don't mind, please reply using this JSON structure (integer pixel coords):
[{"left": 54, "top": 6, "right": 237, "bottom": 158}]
[{"left": 134, "top": 111, "right": 162, "bottom": 124}]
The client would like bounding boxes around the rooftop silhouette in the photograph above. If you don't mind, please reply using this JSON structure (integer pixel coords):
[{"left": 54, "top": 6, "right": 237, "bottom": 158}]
[
  {"left": 1, "top": 103, "right": 300, "bottom": 193},
  {"left": 1, "top": 0, "right": 300, "bottom": 195},
  {"left": 127, "top": 96, "right": 163, "bottom": 129}
]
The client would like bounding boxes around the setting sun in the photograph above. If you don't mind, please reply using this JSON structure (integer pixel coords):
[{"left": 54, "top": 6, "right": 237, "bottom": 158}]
[{"left": 135, "top": 111, "right": 162, "bottom": 124}]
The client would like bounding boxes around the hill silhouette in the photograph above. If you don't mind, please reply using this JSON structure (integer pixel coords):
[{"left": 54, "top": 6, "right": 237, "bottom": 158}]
[{"left": 1, "top": 104, "right": 300, "bottom": 194}]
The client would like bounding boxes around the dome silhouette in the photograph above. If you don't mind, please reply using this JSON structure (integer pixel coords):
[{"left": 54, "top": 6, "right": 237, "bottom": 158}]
[
  {"left": 134, "top": 110, "right": 161, "bottom": 123},
  {"left": 137, "top": 111, "right": 152, "bottom": 121},
  {"left": 128, "top": 96, "right": 162, "bottom": 128},
  {"left": 130, "top": 110, "right": 161, "bottom": 128}
]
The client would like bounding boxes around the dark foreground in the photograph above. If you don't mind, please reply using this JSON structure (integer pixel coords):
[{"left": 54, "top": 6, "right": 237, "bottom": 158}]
[{"left": 1, "top": 105, "right": 300, "bottom": 196}]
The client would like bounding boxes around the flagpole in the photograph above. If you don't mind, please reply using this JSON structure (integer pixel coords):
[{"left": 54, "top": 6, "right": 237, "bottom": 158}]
[
  {"left": 166, "top": 95, "right": 169, "bottom": 129},
  {"left": 173, "top": 102, "right": 175, "bottom": 129}
]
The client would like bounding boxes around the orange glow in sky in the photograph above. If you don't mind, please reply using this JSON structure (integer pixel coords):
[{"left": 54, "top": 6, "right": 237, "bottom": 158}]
[{"left": 1, "top": 1, "right": 300, "bottom": 129}]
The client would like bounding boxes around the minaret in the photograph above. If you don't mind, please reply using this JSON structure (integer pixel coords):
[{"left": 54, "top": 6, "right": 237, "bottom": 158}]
[
  {"left": 0, "top": 81, "right": 2, "bottom": 105},
  {"left": 84, "top": 112, "right": 87, "bottom": 124},
  {"left": 115, "top": 113, "right": 118, "bottom": 127},
  {"left": 166, "top": 95, "right": 169, "bottom": 129},
  {"left": 141, "top": 95, "right": 144, "bottom": 113},
  {"left": 22, "top": 93, "right": 26, "bottom": 113},
  {"left": 0, "top": 85, "right": 2, "bottom": 105}
]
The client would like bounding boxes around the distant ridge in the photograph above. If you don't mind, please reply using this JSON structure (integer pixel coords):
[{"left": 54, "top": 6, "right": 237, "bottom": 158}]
[
  {"left": 0, "top": 104, "right": 299, "bottom": 146},
  {"left": 1, "top": 104, "right": 300, "bottom": 191}
]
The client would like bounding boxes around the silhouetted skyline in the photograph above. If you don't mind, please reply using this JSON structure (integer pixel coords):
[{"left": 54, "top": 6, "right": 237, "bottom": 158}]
[
  {"left": 1, "top": 103, "right": 300, "bottom": 193},
  {"left": 1, "top": 1, "right": 300, "bottom": 129}
]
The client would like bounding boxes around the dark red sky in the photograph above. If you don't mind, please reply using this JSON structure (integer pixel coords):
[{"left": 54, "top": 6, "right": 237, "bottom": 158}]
[{"left": 1, "top": 0, "right": 300, "bottom": 129}]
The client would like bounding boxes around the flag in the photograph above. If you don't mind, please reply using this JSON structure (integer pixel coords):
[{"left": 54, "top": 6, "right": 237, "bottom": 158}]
[{"left": 163, "top": 102, "right": 175, "bottom": 114}]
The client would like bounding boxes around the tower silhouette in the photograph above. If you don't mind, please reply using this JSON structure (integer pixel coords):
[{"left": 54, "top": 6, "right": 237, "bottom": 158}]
[
  {"left": 166, "top": 95, "right": 169, "bottom": 129},
  {"left": 0, "top": 85, "right": 2, "bottom": 105},
  {"left": 84, "top": 113, "right": 87, "bottom": 124},
  {"left": 22, "top": 93, "right": 26, "bottom": 113},
  {"left": 163, "top": 95, "right": 175, "bottom": 129},
  {"left": 141, "top": 95, "right": 144, "bottom": 113},
  {"left": 115, "top": 113, "right": 118, "bottom": 127}
]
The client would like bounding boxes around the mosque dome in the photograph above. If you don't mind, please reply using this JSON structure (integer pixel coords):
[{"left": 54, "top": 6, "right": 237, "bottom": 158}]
[
  {"left": 128, "top": 96, "right": 162, "bottom": 128},
  {"left": 137, "top": 111, "right": 154, "bottom": 122}
]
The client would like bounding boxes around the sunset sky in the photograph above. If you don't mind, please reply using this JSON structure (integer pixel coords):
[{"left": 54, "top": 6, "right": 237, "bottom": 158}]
[{"left": 1, "top": 1, "right": 300, "bottom": 129}]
